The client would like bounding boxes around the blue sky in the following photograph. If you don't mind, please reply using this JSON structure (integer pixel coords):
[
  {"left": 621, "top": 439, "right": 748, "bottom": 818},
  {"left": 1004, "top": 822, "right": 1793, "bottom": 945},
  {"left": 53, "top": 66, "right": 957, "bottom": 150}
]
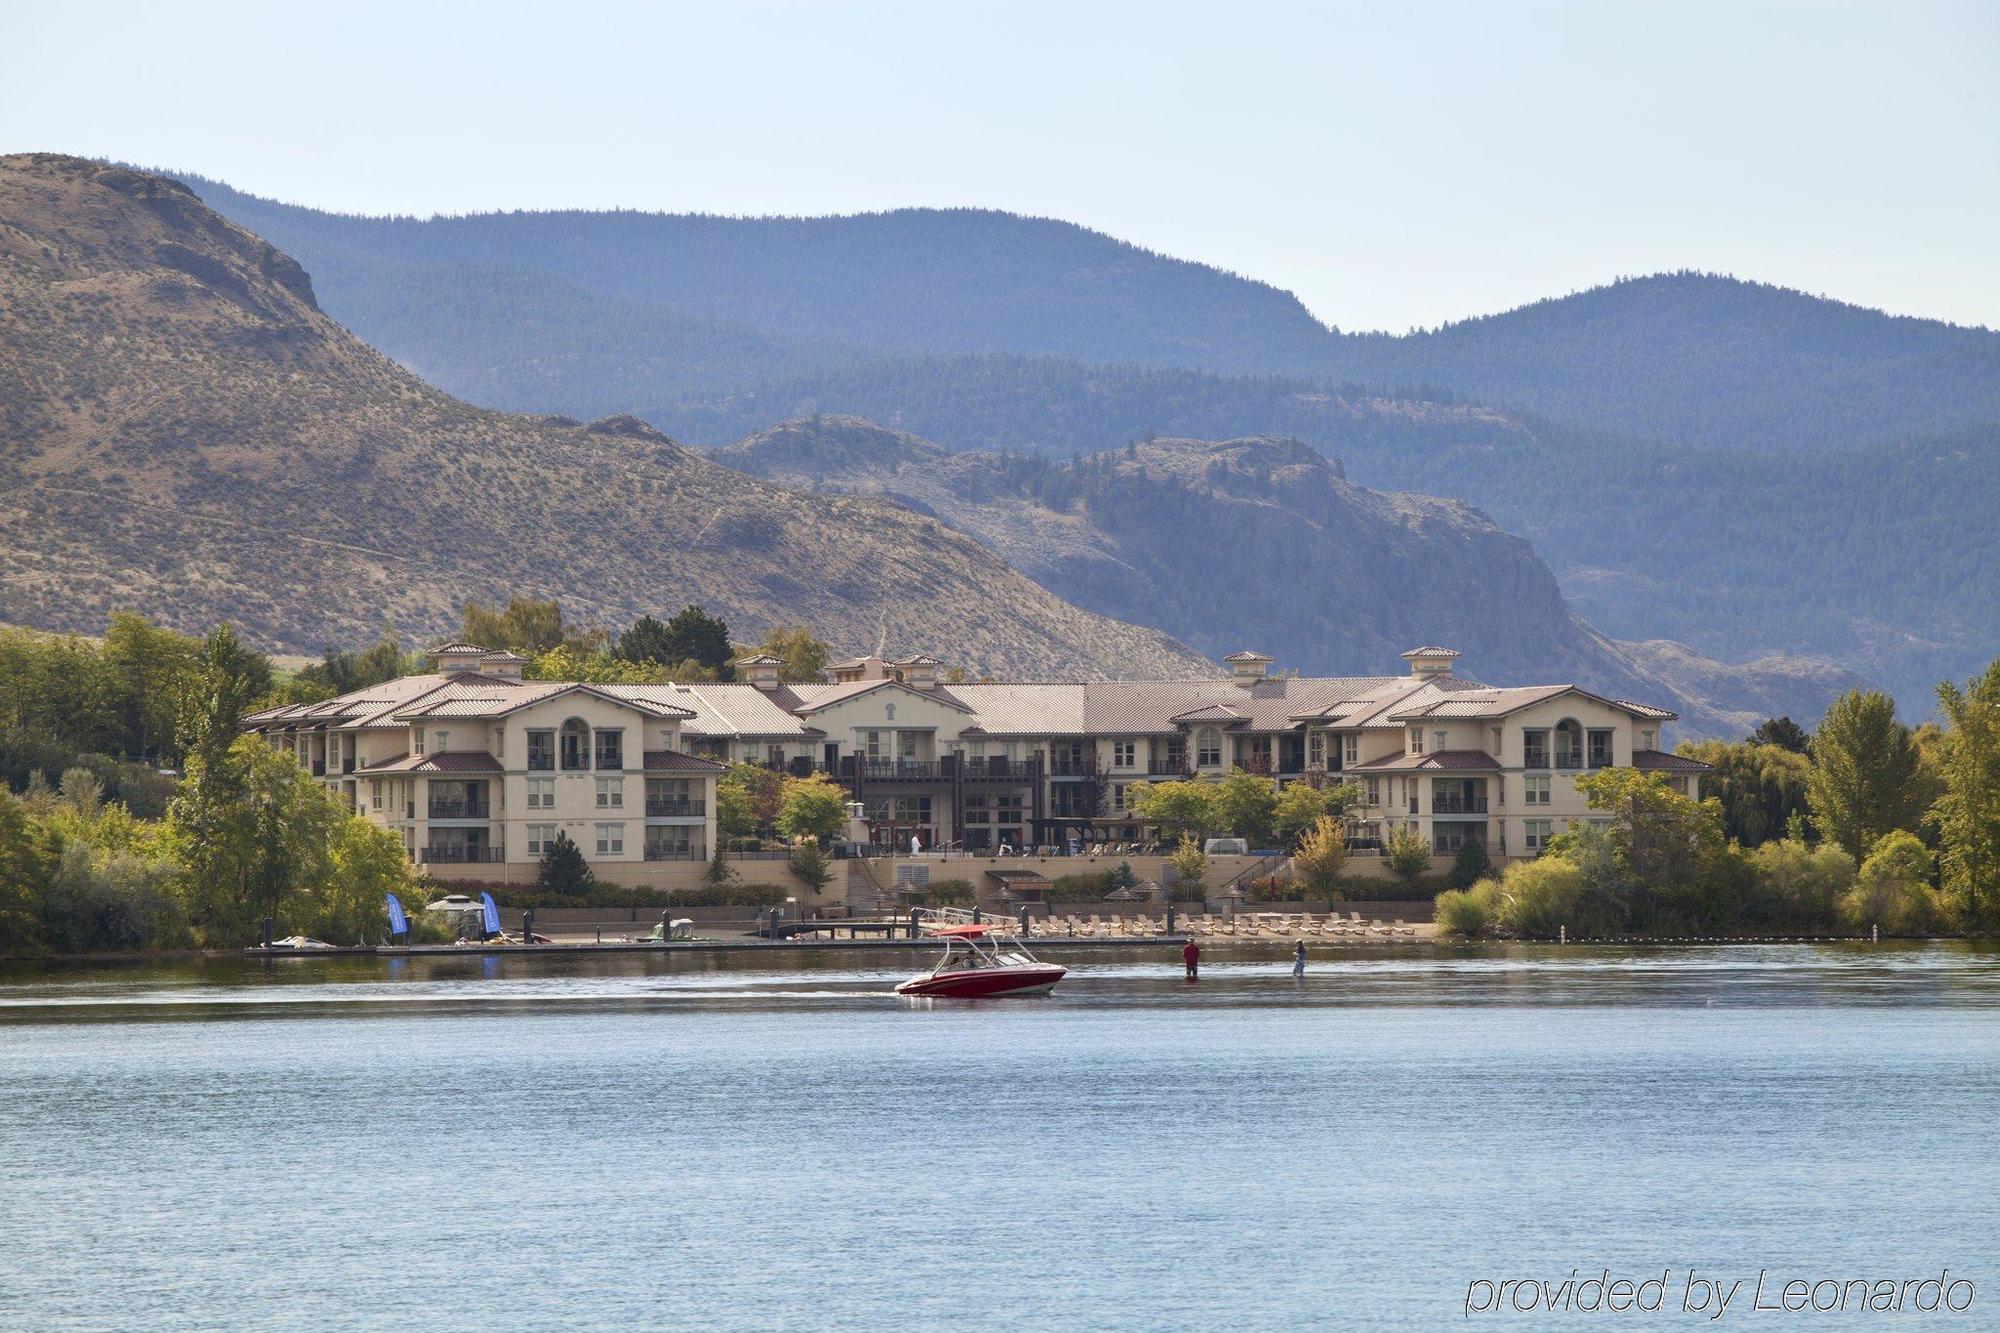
[{"left": 4, "top": 0, "right": 1994, "bottom": 332}]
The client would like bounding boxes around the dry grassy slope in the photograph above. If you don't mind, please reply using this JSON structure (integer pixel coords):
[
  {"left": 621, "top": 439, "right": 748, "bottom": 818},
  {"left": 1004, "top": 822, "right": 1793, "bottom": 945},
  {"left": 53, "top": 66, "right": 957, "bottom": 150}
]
[{"left": 0, "top": 155, "right": 1209, "bottom": 679}]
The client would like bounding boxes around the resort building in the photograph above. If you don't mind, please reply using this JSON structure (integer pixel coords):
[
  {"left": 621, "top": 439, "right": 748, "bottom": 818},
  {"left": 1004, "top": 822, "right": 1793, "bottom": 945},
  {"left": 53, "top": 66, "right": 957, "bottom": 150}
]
[
  {"left": 241, "top": 643, "right": 727, "bottom": 873},
  {"left": 241, "top": 641, "right": 1706, "bottom": 885}
]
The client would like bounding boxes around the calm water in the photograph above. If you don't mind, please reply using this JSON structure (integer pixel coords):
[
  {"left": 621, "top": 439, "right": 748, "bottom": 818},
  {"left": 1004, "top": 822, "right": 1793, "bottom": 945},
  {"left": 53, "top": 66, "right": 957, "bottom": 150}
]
[{"left": 2, "top": 942, "right": 1997, "bottom": 1329}]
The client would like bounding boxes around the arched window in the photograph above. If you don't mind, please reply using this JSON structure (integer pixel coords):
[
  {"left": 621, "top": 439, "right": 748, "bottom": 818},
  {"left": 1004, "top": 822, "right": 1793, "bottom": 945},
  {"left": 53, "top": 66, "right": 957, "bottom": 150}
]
[
  {"left": 559, "top": 717, "right": 590, "bottom": 771},
  {"left": 1196, "top": 726, "right": 1223, "bottom": 767},
  {"left": 1552, "top": 718, "right": 1583, "bottom": 770}
]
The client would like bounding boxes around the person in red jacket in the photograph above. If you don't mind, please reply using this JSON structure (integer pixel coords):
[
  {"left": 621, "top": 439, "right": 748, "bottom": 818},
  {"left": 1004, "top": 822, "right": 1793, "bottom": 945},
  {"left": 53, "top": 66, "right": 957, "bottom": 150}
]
[{"left": 1182, "top": 938, "right": 1200, "bottom": 980}]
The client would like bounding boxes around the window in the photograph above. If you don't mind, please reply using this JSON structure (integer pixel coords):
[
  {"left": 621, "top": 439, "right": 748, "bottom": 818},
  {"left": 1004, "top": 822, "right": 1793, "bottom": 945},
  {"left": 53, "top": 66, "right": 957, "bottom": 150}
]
[
  {"left": 1196, "top": 727, "right": 1223, "bottom": 767},
  {"left": 1344, "top": 735, "right": 1359, "bottom": 766},
  {"left": 1523, "top": 729, "right": 1549, "bottom": 769},
  {"left": 370, "top": 780, "right": 382, "bottom": 811},
  {"left": 527, "top": 730, "right": 554, "bottom": 772},
  {"left": 865, "top": 730, "right": 884, "bottom": 759},
  {"left": 1523, "top": 819, "right": 1554, "bottom": 852},
  {"left": 560, "top": 718, "right": 589, "bottom": 771},
  {"left": 1113, "top": 740, "right": 1136, "bottom": 768},
  {"left": 646, "top": 826, "right": 693, "bottom": 858},
  {"left": 412, "top": 728, "right": 426, "bottom": 756},
  {"left": 767, "top": 744, "right": 784, "bottom": 765},
  {"left": 898, "top": 731, "right": 918, "bottom": 760},
  {"left": 1308, "top": 733, "right": 1325, "bottom": 767},
  {"left": 527, "top": 777, "right": 555, "bottom": 810},
  {"left": 1365, "top": 777, "right": 1380, "bottom": 806},
  {"left": 1408, "top": 728, "right": 1424, "bottom": 754},
  {"left": 1524, "top": 775, "right": 1550, "bottom": 805},
  {"left": 434, "top": 730, "right": 450, "bottom": 753},
  {"left": 595, "top": 728, "right": 623, "bottom": 771},
  {"left": 1553, "top": 719, "right": 1584, "bottom": 769},
  {"left": 594, "top": 823, "right": 624, "bottom": 856},
  {"left": 969, "top": 740, "right": 986, "bottom": 758},
  {"left": 1641, "top": 728, "right": 1657, "bottom": 752},
  {"left": 1433, "top": 729, "right": 1448, "bottom": 755},
  {"left": 595, "top": 777, "right": 623, "bottom": 808},
  {"left": 1588, "top": 729, "right": 1613, "bottom": 769},
  {"left": 1113, "top": 782, "right": 1130, "bottom": 811},
  {"left": 526, "top": 823, "right": 556, "bottom": 856},
  {"left": 1433, "top": 827, "right": 1474, "bottom": 854}
]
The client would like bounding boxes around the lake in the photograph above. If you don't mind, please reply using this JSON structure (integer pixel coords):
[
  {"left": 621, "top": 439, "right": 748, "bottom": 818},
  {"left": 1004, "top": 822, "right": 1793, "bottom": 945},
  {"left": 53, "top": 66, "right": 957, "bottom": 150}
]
[{"left": 2, "top": 942, "right": 1996, "bottom": 1329}]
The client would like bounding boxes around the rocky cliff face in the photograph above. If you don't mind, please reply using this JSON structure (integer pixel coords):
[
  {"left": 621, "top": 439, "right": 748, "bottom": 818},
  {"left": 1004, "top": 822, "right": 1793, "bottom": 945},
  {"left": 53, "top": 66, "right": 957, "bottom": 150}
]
[
  {"left": 0, "top": 155, "right": 1209, "bottom": 680},
  {"left": 716, "top": 417, "right": 1865, "bottom": 735}
]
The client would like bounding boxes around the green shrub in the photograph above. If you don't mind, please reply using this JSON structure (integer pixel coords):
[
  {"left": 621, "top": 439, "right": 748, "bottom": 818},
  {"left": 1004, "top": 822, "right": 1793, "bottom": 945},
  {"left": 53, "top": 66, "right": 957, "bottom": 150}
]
[
  {"left": 1051, "top": 870, "right": 1116, "bottom": 898},
  {"left": 903, "top": 878, "right": 975, "bottom": 908},
  {"left": 1435, "top": 879, "right": 1501, "bottom": 937},
  {"left": 1492, "top": 856, "right": 1588, "bottom": 937},
  {"left": 1448, "top": 839, "right": 1494, "bottom": 889}
]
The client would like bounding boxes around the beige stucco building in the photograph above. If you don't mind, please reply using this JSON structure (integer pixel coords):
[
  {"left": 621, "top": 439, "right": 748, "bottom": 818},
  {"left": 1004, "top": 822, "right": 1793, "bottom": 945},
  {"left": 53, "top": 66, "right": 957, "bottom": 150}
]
[
  {"left": 242, "top": 643, "right": 726, "bottom": 876},
  {"left": 243, "top": 641, "right": 1706, "bottom": 885}
]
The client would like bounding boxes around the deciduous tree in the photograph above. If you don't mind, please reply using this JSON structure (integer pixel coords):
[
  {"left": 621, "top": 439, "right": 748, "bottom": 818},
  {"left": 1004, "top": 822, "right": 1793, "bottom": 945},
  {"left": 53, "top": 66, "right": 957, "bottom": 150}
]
[{"left": 1807, "top": 690, "right": 1925, "bottom": 861}]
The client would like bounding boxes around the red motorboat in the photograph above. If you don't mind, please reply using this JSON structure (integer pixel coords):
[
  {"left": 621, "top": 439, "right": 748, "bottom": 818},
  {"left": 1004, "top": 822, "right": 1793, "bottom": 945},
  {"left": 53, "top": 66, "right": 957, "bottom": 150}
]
[{"left": 896, "top": 922, "right": 1067, "bottom": 999}]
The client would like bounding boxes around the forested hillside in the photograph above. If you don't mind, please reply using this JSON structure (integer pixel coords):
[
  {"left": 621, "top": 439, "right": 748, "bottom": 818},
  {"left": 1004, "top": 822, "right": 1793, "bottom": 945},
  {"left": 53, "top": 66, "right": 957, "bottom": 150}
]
[
  {"left": 172, "top": 173, "right": 1331, "bottom": 375},
  {"left": 716, "top": 417, "right": 1864, "bottom": 736}
]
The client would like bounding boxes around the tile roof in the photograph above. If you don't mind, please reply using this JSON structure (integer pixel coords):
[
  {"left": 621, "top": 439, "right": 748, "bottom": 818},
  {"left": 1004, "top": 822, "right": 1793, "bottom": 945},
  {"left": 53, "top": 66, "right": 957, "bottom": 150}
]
[
  {"left": 1222, "top": 650, "right": 1274, "bottom": 663},
  {"left": 358, "top": 750, "right": 503, "bottom": 774},
  {"left": 1349, "top": 749, "right": 1502, "bottom": 772},
  {"left": 642, "top": 749, "right": 731, "bottom": 774},
  {"left": 1632, "top": 749, "right": 1711, "bottom": 772},
  {"left": 428, "top": 642, "right": 488, "bottom": 655},
  {"left": 784, "top": 678, "right": 975, "bottom": 715}
]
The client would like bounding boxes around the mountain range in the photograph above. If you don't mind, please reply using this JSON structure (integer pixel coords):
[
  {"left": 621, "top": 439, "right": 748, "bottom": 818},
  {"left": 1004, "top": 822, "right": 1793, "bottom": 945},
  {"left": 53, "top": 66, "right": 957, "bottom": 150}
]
[
  {"left": 0, "top": 154, "right": 1866, "bottom": 736},
  {"left": 163, "top": 171, "right": 2000, "bottom": 714},
  {"left": 0, "top": 154, "right": 1204, "bottom": 680}
]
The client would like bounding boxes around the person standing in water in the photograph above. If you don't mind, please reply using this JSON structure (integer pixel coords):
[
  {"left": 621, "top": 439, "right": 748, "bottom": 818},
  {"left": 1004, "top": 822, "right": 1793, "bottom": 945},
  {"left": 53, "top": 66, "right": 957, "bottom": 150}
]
[
  {"left": 1292, "top": 941, "right": 1307, "bottom": 978},
  {"left": 1182, "top": 938, "right": 1200, "bottom": 980}
]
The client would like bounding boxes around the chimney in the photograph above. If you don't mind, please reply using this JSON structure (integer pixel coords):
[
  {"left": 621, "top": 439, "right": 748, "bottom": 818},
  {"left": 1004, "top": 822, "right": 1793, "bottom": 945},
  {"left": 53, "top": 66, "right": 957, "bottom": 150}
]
[
  {"left": 892, "top": 653, "right": 941, "bottom": 690},
  {"left": 1223, "top": 650, "right": 1274, "bottom": 687},
  {"left": 1401, "top": 646, "right": 1461, "bottom": 680},
  {"left": 735, "top": 653, "right": 784, "bottom": 692},
  {"left": 431, "top": 642, "right": 487, "bottom": 674},
  {"left": 478, "top": 651, "right": 528, "bottom": 681}
]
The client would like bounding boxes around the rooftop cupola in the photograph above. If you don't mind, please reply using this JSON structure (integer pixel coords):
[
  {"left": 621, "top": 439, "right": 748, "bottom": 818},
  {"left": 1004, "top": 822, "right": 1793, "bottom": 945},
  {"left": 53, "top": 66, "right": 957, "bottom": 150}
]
[
  {"left": 478, "top": 650, "right": 529, "bottom": 681},
  {"left": 430, "top": 642, "right": 488, "bottom": 674},
  {"left": 891, "top": 653, "right": 942, "bottom": 690},
  {"left": 1401, "top": 645, "right": 1462, "bottom": 680},
  {"left": 735, "top": 652, "right": 785, "bottom": 692},
  {"left": 1223, "top": 650, "right": 1274, "bottom": 687}
]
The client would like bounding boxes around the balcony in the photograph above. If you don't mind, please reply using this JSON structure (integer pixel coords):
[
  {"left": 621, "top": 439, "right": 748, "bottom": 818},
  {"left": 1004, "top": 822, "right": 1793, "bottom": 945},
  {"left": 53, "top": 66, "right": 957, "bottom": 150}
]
[
  {"left": 852, "top": 758, "right": 944, "bottom": 781},
  {"left": 1147, "top": 757, "right": 1192, "bottom": 777},
  {"left": 422, "top": 846, "right": 504, "bottom": 864},
  {"left": 310, "top": 760, "right": 326, "bottom": 776},
  {"left": 963, "top": 757, "right": 1038, "bottom": 781},
  {"left": 427, "top": 798, "right": 491, "bottom": 820},
  {"left": 645, "top": 797, "right": 706, "bottom": 817},
  {"left": 1430, "top": 793, "right": 1489, "bottom": 814},
  {"left": 1554, "top": 750, "right": 1584, "bottom": 770},
  {"left": 1049, "top": 756, "right": 1094, "bottom": 777},
  {"left": 644, "top": 845, "right": 705, "bottom": 862}
]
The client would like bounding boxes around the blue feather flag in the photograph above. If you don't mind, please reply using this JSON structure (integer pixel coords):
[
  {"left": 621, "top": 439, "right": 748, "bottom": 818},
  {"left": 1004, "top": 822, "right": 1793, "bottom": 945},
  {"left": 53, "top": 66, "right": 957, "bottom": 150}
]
[{"left": 385, "top": 892, "right": 409, "bottom": 936}]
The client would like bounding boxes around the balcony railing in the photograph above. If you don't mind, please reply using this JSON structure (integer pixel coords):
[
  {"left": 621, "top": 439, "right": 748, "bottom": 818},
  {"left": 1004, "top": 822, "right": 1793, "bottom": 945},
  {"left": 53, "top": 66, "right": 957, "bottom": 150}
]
[
  {"left": 427, "top": 799, "right": 491, "bottom": 820},
  {"left": 1049, "top": 756, "right": 1094, "bottom": 777},
  {"left": 1430, "top": 793, "right": 1489, "bottom": 814},
  {"left": 422, "top": 846, "right": 504, "bottom": 864},
  {"left": 1147, "top": 757, "right": 1192, "bottom": 777},
  {"left": 856, "top": 759, "right": 942, "bottom": 780},
  {"left": 645, "top": 797, "right": 705, "bottom": 817},
  {"left": 644, "top": 845, "right": 705, "bottom": 861},
  {"left": 963, "top": 758, "right": 1038, "bottom": 781}
]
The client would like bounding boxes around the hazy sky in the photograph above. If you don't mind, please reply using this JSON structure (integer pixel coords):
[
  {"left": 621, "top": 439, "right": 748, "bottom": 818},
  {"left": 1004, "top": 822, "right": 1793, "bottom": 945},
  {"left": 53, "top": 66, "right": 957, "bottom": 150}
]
[{"left": 4, "top": 0, "right": 1995, "bottom": 332}]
